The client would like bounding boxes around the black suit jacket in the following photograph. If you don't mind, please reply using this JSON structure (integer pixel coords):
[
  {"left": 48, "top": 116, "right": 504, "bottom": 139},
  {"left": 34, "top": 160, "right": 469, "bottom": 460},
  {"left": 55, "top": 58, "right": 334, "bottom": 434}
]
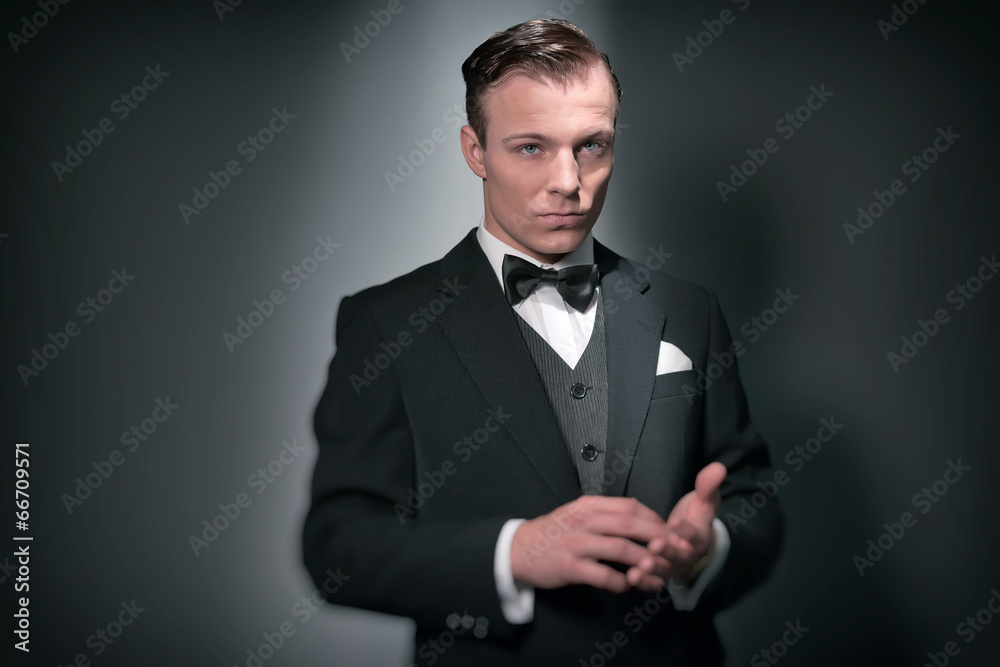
[{"left": 303, "top": 228, "right": 783, "bottom": 666}]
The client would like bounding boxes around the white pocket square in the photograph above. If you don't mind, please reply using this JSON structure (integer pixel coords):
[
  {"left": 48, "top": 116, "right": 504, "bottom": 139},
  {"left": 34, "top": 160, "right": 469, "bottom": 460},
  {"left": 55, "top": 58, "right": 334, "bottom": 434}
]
[{"left": 656, "top": 341, "right": 692, "bottom": 375}]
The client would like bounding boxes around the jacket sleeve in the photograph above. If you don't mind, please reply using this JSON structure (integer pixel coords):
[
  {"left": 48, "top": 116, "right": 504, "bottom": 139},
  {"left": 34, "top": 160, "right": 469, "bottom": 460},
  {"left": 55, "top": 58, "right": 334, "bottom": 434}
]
[
  {"left": 694, "top": 288, "right": 785, "bottom": 611},
  {"left": 301, "top": 294, "right": 522, "bottom": 637}
]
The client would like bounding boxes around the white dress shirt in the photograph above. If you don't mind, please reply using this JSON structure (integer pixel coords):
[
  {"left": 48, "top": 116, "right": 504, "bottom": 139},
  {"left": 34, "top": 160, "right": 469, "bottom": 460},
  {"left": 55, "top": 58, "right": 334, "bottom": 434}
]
[{"left": 476, "top": 223, "right": 730, "bottom": 624}]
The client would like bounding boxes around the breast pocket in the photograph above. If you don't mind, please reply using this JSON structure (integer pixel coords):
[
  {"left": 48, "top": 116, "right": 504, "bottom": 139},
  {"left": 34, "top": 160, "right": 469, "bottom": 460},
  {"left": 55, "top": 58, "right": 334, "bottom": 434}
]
[{"left": 650, "top": 369, "right": 697, "bottom": 400}]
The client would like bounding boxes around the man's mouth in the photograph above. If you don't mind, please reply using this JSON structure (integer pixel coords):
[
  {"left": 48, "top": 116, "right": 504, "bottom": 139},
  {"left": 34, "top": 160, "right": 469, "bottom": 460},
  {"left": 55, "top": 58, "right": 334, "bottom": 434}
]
[{"left": 538, "top": 211, "right": 586, "bottom": 224}]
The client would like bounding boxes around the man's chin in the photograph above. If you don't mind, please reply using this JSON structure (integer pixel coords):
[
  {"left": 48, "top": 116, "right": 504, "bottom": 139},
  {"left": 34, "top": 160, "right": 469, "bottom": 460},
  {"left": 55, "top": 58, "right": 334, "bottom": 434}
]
[{"left": 531, "top": 228, "right": 592, "bottom": 256}]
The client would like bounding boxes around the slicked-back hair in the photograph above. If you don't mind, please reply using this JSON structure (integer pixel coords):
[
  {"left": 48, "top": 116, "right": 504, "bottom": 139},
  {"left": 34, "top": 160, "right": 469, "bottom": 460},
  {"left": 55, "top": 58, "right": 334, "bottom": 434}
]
[{"left": 461, "top": 18, "right": 622, "bottom": 148}]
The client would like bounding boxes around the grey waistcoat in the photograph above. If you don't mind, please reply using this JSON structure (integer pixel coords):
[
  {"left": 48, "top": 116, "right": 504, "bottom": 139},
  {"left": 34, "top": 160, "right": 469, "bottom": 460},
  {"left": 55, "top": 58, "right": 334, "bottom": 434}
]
[{"left": 513, "top": 293, "right": 610, "bottom": 495}]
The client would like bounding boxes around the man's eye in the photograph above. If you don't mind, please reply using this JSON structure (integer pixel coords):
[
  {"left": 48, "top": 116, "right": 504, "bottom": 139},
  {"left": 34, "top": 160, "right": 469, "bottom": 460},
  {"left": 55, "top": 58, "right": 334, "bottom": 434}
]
[
  {"left": 581, "top": 141, "right": 601, "bottom": 152},
  {"left": 521, "top": 145, "right": 539, "bottom": 155}
]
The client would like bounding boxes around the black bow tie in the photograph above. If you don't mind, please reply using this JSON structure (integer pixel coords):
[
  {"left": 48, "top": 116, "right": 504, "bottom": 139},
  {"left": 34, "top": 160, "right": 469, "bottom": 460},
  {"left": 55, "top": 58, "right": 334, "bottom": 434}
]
[{"left": 501, "top": 254, "right": 599, "bottom": 313}]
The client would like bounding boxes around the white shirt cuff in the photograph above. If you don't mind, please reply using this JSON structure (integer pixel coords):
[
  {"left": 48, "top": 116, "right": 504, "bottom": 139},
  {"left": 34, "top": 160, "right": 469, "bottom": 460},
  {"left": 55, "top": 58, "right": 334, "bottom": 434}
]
[
  {"left": 667, "top": 517, "right": 730, "bottom": 611},
  {"left": 494, "top": 518, "right": 534, "bottom": 624}
]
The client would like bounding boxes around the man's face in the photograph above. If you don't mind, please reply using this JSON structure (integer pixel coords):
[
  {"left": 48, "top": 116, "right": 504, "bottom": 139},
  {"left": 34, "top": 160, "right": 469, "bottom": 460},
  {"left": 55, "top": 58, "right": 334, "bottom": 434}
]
[{"left": 462, "top": 65, "right": 617, "bottom": 263}]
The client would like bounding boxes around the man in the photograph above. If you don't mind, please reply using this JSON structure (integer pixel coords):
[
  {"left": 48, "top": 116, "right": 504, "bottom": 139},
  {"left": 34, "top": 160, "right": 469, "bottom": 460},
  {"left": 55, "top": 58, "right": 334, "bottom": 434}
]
[{"left": 303, "top": 18, "right": 783, "bottom": 666}]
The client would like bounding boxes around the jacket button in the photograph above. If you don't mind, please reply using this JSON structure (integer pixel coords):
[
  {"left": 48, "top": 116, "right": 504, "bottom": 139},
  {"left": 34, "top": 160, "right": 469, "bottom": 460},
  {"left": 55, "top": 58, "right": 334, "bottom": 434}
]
[
  {"left": 581, "top": 444, "right": 598, "bottom": 461},
  {"left": 570, "top": 382, "right": 587, "bottom": 399}
]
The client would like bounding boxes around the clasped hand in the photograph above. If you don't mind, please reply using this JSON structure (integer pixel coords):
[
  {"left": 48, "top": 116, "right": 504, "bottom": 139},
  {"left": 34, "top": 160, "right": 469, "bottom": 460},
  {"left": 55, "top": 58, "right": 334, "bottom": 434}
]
[{"left": 510, "top": 462, "right": 726, "bottom": 593}]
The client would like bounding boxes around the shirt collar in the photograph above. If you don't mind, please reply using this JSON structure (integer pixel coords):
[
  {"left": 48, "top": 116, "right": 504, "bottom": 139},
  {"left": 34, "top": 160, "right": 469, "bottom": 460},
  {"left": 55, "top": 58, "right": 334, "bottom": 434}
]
[{"left": 476, "top": 220, "right": 595, "bottom": 287}]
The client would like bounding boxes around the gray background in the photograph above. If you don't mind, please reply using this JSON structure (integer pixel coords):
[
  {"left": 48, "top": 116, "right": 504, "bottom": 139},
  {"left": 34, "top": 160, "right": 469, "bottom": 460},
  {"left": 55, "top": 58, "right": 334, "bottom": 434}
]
[{"left": 2, "top": 0, "right": 998, "bottom": 665}]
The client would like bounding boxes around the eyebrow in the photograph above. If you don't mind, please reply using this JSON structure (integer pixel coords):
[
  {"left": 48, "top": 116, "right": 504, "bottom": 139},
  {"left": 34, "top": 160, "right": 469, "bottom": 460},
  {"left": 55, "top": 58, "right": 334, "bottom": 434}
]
[{"left": 500, "top": 129, "right": 615, "bottom": 145}]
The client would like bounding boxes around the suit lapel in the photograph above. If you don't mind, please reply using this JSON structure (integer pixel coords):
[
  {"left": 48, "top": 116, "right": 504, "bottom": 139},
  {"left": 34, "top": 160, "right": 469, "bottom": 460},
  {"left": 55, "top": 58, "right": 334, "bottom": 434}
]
[
  {"left": 595, "top": 241, "right": 667, "bottom": 498},
  {"left": 436, "top": 230, "right": 581, "bottom": 504}
]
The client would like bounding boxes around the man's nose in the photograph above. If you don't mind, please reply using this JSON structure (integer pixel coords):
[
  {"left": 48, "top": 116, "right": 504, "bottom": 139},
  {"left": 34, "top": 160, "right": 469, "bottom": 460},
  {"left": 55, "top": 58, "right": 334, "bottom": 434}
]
[{"left": 547, "top": 149, "right": 581, "bottom": 196}]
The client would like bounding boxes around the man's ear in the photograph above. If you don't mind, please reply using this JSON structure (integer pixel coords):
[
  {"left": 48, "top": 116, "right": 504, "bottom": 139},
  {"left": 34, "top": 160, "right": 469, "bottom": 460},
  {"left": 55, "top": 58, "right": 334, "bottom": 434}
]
[{"left": 460, "top": 125, "right": 487, "bottom": 179}]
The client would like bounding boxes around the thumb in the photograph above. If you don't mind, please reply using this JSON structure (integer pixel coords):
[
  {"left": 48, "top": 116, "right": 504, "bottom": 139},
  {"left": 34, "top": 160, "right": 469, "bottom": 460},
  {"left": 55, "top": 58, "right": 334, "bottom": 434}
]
[{"left": 695, "top": 462, "right": 727, "bottom": 503}]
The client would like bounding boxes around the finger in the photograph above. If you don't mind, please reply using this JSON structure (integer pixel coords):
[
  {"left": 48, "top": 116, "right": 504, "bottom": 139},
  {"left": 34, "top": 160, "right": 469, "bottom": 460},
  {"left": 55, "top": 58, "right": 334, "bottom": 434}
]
[
  {"left": 652, "top": 513, "right": 713, "bottom": 552},
  {"left": 630, "top": 569, "right": 668, "bottom": 592},
  {"left": 576, "top": 535, "right": 669, "bottom": 571},
  {"left": 578, "top": 512, "right": 666, "bottom": 545},
  {"left": 648, "top": 536, "right": 690, "bottom": 558},
  {"left": 629, "top": 549, "right": 673, "bottom": 576},
  {"left": 627, "top": 562, "right": 673, "bottom": 588},
  {"left": 629, "top": 552, "right": 675, "bottom": 581},
  {"left": 695, "top": 462, "right": 727, "bottom": 503},
  {"left": 662, "top": 520, "right": 699, "bottom": 544},
  {"left": 567, "top": 560, "right": 631, "bottom": 594},
  {"left": 576, "top": 495, "right": 666, "bottom": 525},
  {"left": 648, "top": 531, "right": 698, "bottom": 566},
  {"left": 668, "top": 489, "right": 721, "bottom": 526}
]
